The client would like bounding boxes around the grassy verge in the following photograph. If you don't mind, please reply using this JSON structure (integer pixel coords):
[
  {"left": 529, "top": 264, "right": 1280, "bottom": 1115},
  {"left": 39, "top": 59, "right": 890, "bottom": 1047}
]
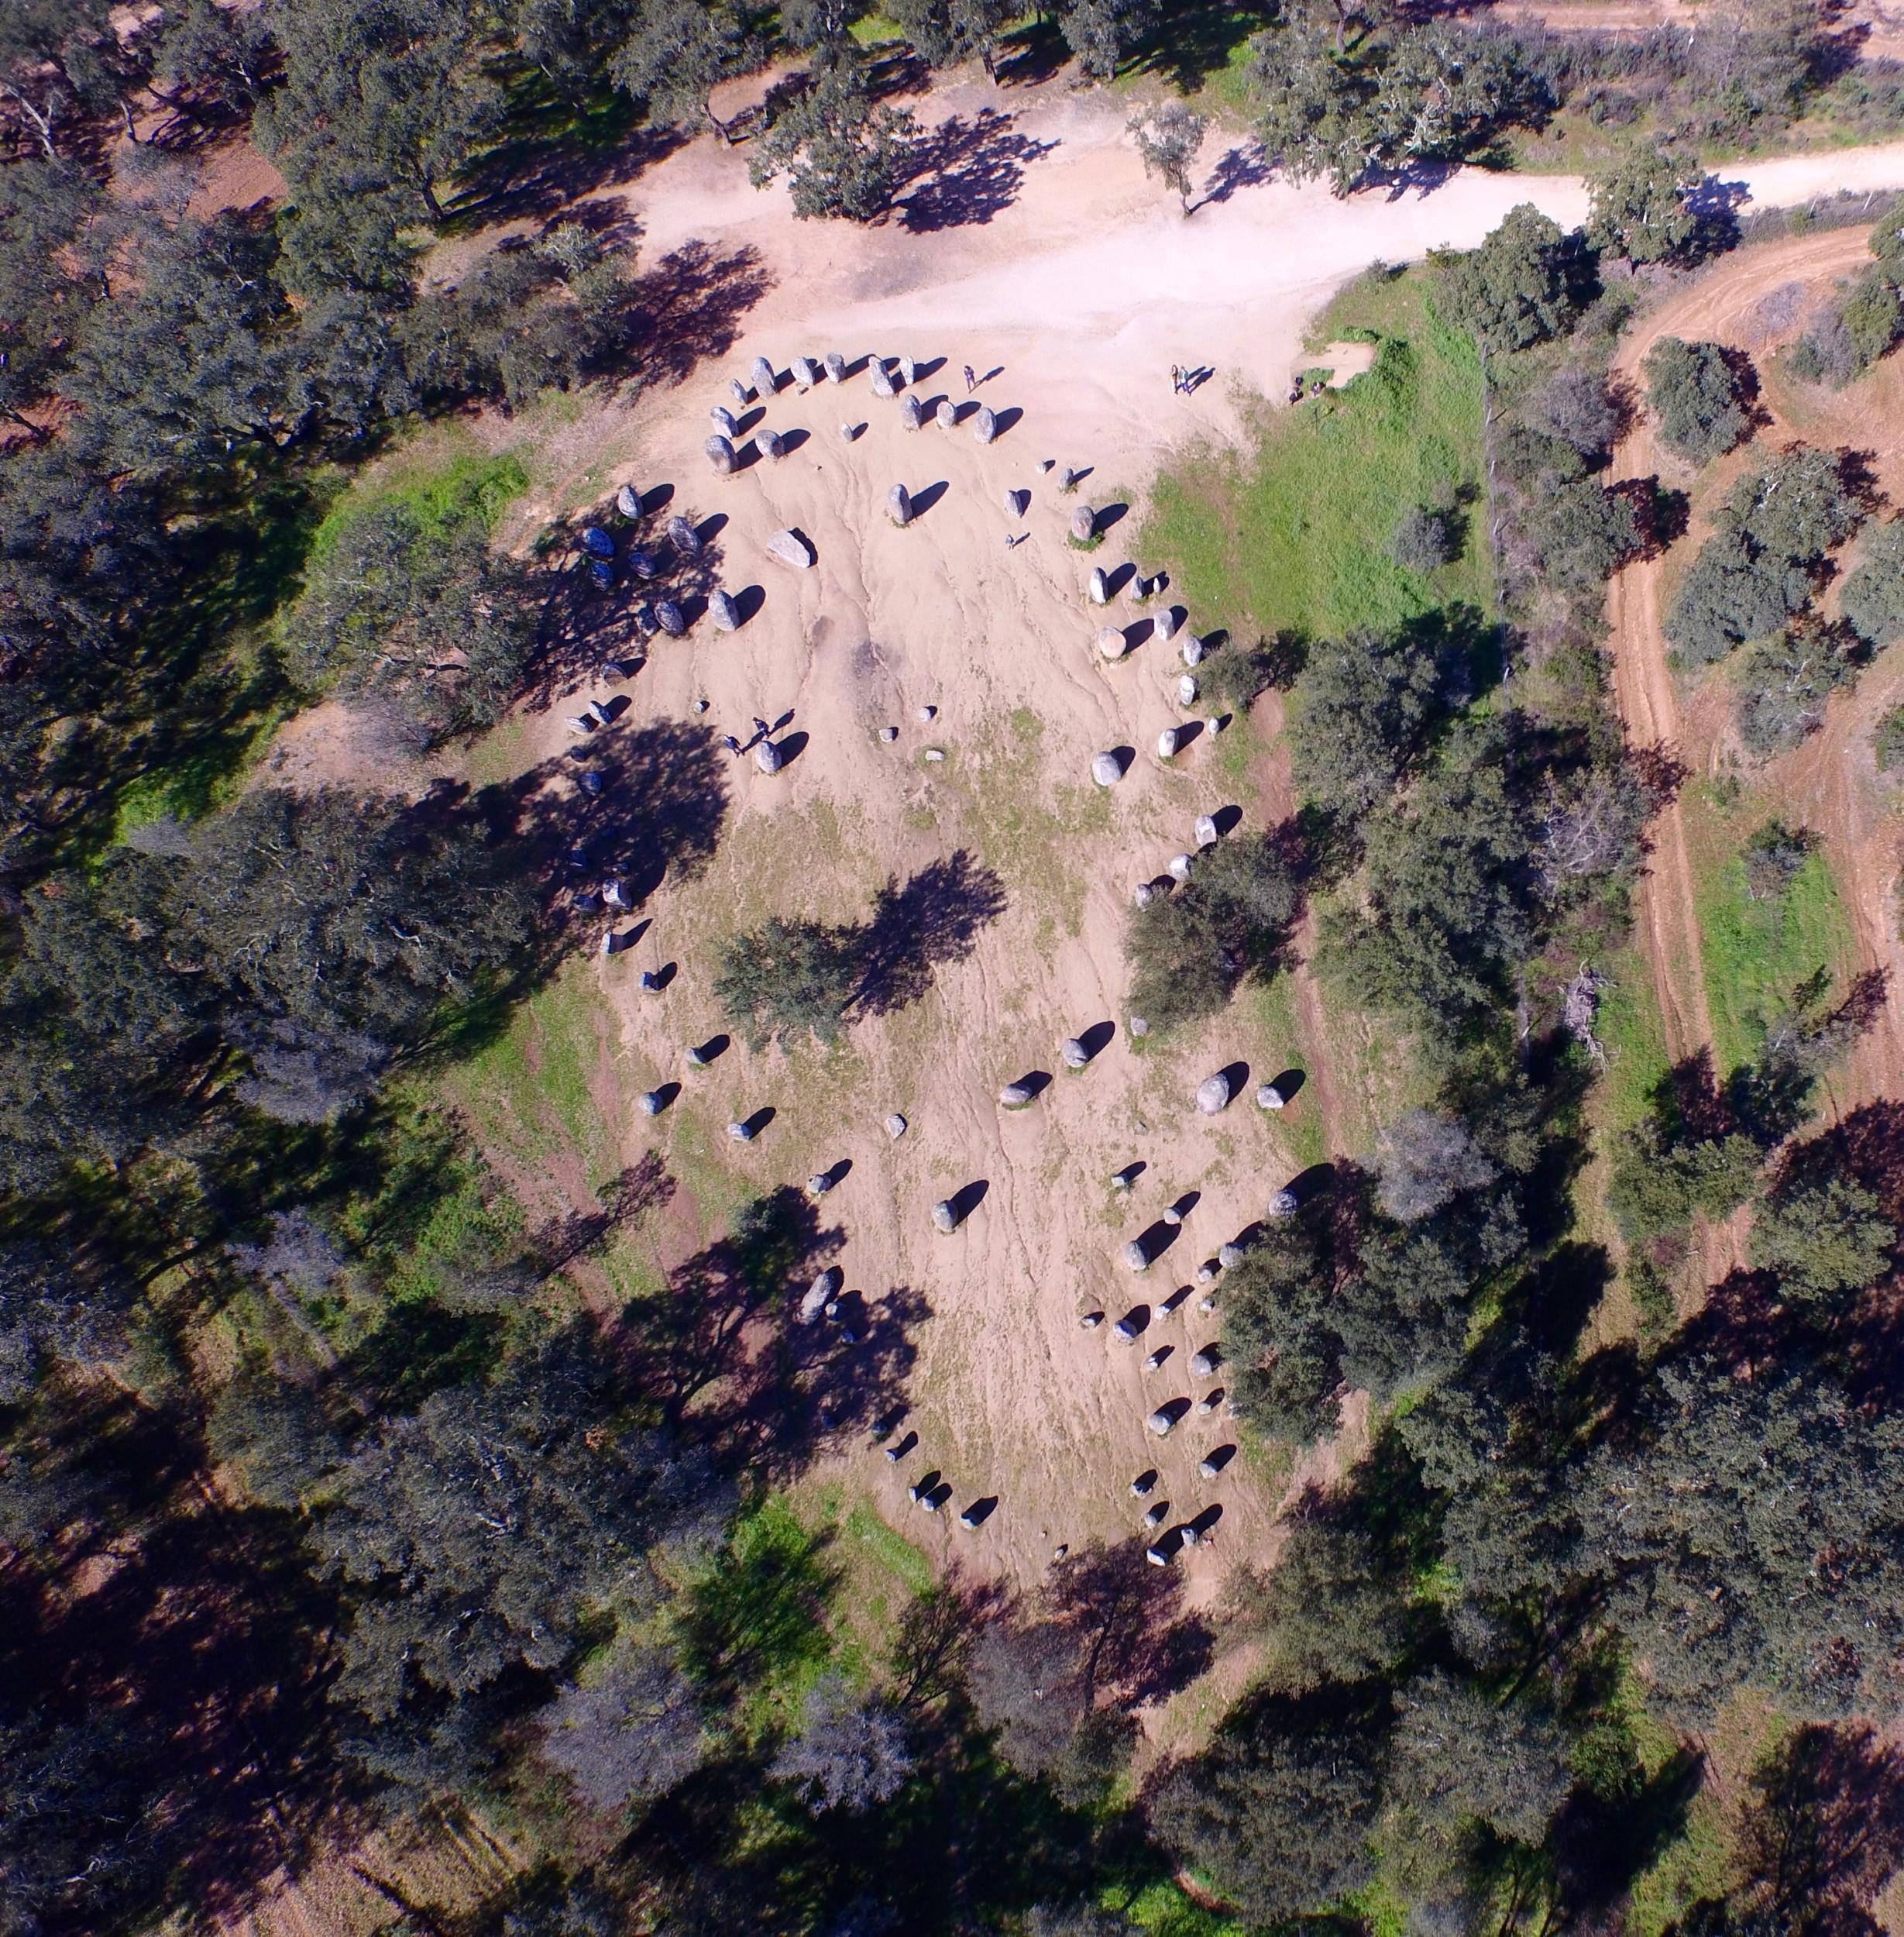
[
  {"left": 1141, "top": 266, "right": 1491, "bottom": 649},
  {"left": 1683, "top": 790, "right": 1858, "bottom": 1082}
]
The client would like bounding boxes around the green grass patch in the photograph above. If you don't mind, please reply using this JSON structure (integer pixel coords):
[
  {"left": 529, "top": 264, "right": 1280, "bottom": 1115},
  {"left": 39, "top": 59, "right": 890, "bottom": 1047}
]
[
  {"left": 1105, "top": 1876, "right": 1249, "bottom": 1936},
  {"left": 1142, "top": 268, "right": 1491, "bottom": 649},
  {"left": 844, "top": 1500, "right": 937, "bottom": 1599},
  {"left": 450, "top": 961, "right": 617, "bottom": 1188},
  {"left": 308, "top": 446, "right": 531, "bottom": 564},
  {"left": 1688, "top": 821, "right": 1857, "bottom": 1082},
  {"left": 1594, "top": 941, "right": 1674, "bottom": 1136}
]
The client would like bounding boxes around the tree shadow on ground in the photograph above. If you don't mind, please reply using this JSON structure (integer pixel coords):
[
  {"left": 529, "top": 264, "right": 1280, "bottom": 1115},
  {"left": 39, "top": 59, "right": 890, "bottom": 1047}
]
[
  {"left": 1045, "top": 1536, "right": 1215, "bottom": 1710},
  {"left": 1735, "top": 1722, "right": 1904, "bottom": 1936},
  {"left": 897, "top": 109, "right": 1059, "bottom": 233},
  {"left": 844, "top": 850, "right": 1008, "bottom": 1017},
  {"left": 609, "top": 239, "right": 775, "bottom": 389}
]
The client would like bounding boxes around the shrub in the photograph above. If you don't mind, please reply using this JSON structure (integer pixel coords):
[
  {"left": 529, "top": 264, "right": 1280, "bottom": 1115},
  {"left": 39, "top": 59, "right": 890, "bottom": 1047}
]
[
  {"left": 1749, "top": 1175, "right": 1895, "bottom": 1302},
  {"left": 1741, "top": 820, "right": 1814, "bottom": 901},
  {"left": 1735, "top": 623, "right": 1859, "bottom": 755},
  {"left": 1126, "top": 833, "right": 1300, "bottom": 1032},
  {"left": 1841, "top": 519, "right": 1904, "bottom": 648},
  {"left": 1607, "top": 1128, "right": 1762, "bottom": 1244},
  {"left": 1644, "top": 336, "right": 1751, "bottom": 463},
  {"left": 1521, "top": 364, "right": 1620, "bottom": 461},
  {"left": 1289, "top": 620, "right": 1462, "bottom": 817},
  {"left": 1665, "top": 532, "right": 1805, "bottom": 665},
  {"left": 1875, "top": 707, "right": 1904, "bottom": 772},
  {"left": 1528, "top": 480, "right": 1641, "bottom": 589},
  {"left": 1198, "top": 637, "right": 1280, "bottom": 713},
  {"left": 1390, "top": 504, "right": 1458, "bottom": 573},
  {"left": 282, "top": 499, "right": 535, "bottom": 739},
  {"left": 1435, "top": 204, "right": 1578, "bottom": 354}
]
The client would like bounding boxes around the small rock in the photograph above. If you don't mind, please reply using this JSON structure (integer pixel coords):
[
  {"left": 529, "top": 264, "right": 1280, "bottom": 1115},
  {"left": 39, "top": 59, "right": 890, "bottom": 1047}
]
[
  {"left": 918, "top": 704, "right": 937, "bottom": 721},
  {"left": 1129, "top": 1016, "right": 1150, "bottom": 1037},
  {"left": 923, "top": 747, "right": 946, "bottom": 762},
  {"left": 1080, "top": 1311, "right": 1105, "bottom": 1329},
  {"left": 885, "top": 1113, "right": 909, "bottom": 1139},
  {"left": 879, "top": 724, "right": 899, "bottom": 742},
  {"left": 691, "top": 697, "right": 708, "bottom": 714}
]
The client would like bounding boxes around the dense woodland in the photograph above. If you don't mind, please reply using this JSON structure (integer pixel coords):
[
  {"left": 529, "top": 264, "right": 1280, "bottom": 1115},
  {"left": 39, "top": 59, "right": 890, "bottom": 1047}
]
[{"left": 5, "top": 4, "right": 1904, "bottom": 1936}]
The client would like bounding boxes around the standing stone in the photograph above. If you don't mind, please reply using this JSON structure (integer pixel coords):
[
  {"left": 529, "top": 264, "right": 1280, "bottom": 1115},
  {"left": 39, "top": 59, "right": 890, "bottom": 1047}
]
[
  {"left": 1168, "top": 852, "right": 1193, "bottom": 881},
  {"left": 902, "top": 394, "right": 925, "bottom": 431},
  {"left": 1127, "top": 572, "right": 1150, "bottom": 605},
  {"left": 1091, "top": 750, "right": 1123, "bottom": 786},
  {"left": 1061, "top": 1037, "right": 1089, "bottom": 1070},
  {"left": 756, "top": 427, "right": 785, "bottom": 461},
  {"left": 1268, "top": 1188, "right": 1298, "bottom": 1219},
  {"left": 1157, "top": 727, "right": 1181, "bottom": 759},
  {"left": 710, "top": 404, "right": 737, "bottom": 435},
  {"left": 767, "top": 528, "right": 815, "bottom": 569},
  {"left": 792, "top": 355, "right": 820, "bottom": 390},
  {"left": 1133, "top": 882, "right": 1155, "bottom": 909},
  {"left": 1218, "top": 1241, "right": 1245, "bottom": 1269},
  {"left": 932, "top": 1199, "right": 957, "bottom": 1235},
  {"left": 638, "top": 1090, "right": 665, "bottom": 1116},
  {"left": 885, "top": 1113, "right": 908, "bottom": 1139},
  {"left": 898, "top": 355, "right": 917, "bottom": 387},
  {"left": 668, "top": 514, "right": 702, "bottom": 557},
  {"left": 1129, "top": 1016, "right": 1150, "bottom": 1037},
  {"left": 1122, "top": 1240, "right": 1150, "bottom": 1272},
  {"left": 1153, "top": 605, "right": 1181, "bottom": 642},
  {"left": 824, "top": 350, "right": 847, "bottom": 383},
  {"left": 1206, "top": 714, "right": 1226, "bottom": 735},
  {"left": 655, "top": 600, "right": 686, "bottom": 637},
  {"left": 1088, "top": 567, "right": 1108, "bottom": 604},
  {"left": 935, "top": 400, "right": 957, "bottom": 430},
  {"left": 1255, "top": 1081, "right": 1287, "bottom": 1111},
  {"left": 755, "top": 739, "right": 784, "bottom": 775},
  {"left": 710, "top": 590, "right": 740, "bottom": 631},
  {"left": 887, "top": 483, "right": 912, "bottom": 527},
  {"left": 1069, "top": 505, "right": 1097, "bottom": 543},
  {"left": 974, "top": 406, "right": 998, "bottom": 444},
  {"left": 1182, "top": 637, "right": 1205, "bottom": 666},
  {"left": 1194, "top": 814, "right": 1218, "bottom": 848},
  {"left": 750, "top": 354, "right": 777, "bottom": 397},
  {"left": 998, "top": 1082, "right": 1033, "bottom": 1108},
  {"left": 706, "top": 434, "right": 737, "bottom": 475},
  {"left": 871, "top": 361, "right": 896, "bottom": 398},
  {"left": 1097, "top": 626, "right": 1129, "bottom": 661},
  {"left": 617, "top": 483, "right": 642, "bottom": 518},
  {"left": 1003, "top": 487, "right": 1029, "bottom": 518},
  {"left": 730, "top": 377, "right": 751, "bottom": 404},
  {"left": 1196, "top": 1071, "right": 1233, "bottom": 1115},
  {"left": 1177, "top": 673, "right": 1199, "bottom": 705}
]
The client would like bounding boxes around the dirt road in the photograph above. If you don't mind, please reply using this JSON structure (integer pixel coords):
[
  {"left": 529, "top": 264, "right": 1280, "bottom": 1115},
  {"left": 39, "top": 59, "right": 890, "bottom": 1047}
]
[{"left": 1607, "top": 228, "right": 1904, "bottom": 1175}]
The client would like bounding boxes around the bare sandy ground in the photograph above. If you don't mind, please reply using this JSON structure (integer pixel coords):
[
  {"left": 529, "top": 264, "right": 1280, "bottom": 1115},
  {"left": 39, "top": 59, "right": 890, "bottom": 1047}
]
[{"left": 263, "top": 78, "right": 1904, "bottom": 1691}]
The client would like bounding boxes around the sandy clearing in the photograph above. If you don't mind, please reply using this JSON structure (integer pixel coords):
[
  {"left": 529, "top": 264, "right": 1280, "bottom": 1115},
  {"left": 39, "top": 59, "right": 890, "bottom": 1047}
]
[{"left": 275, "top": 82, "right": 1904, "bottom": 1622}]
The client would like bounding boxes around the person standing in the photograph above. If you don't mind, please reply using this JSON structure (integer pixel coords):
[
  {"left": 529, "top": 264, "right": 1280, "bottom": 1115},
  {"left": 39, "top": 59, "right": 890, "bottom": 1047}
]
[
  {"left": 964, "top": 363, "right": 977, "bottom": 394},
  {"left": 1170, "top": 363, "right": 1182, "bottom": 394}
]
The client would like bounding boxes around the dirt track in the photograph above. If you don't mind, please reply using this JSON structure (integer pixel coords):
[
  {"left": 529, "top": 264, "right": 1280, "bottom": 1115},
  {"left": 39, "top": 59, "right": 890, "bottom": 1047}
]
[{"left": 1607, "top": 229, "right": 1904, "bottom": 1153}]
